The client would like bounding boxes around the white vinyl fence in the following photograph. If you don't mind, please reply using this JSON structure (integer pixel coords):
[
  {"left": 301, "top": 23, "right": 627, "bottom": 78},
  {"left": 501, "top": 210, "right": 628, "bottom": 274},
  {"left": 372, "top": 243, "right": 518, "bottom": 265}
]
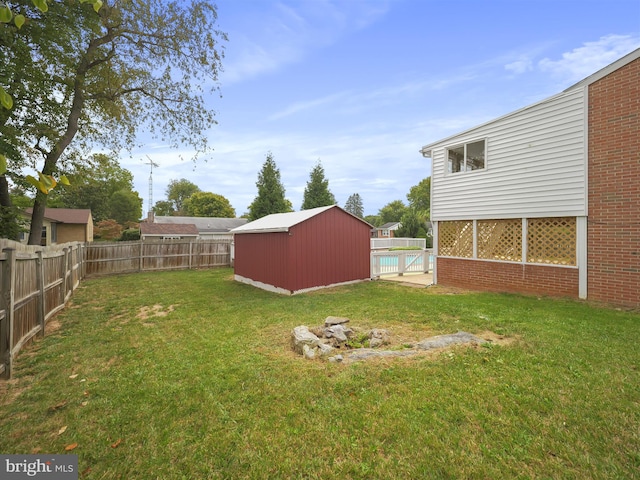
[{"left": 371, "top": 249, "right": 433, "bottom": 278}]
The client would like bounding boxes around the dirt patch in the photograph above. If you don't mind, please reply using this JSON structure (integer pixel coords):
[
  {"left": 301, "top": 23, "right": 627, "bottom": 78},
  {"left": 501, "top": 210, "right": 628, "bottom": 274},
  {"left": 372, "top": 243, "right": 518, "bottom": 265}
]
[{"left": 136, "top": 304, "right": 176, "bottom": 320}]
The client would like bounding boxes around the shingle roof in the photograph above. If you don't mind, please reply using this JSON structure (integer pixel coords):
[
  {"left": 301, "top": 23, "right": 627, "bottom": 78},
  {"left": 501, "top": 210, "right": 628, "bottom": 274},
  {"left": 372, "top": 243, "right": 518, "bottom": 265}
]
[
  {"left": 379, "top": 222, "right": 401, "bottom": 229},
  {"left": 154, "top": 216, "right": 247, "bottom": 232},
  {"left": 140, "top": 223, "right": 199, "bottom": 236},
  {"left": 24, "top": 208, "right": 92, "bottom": 224}
]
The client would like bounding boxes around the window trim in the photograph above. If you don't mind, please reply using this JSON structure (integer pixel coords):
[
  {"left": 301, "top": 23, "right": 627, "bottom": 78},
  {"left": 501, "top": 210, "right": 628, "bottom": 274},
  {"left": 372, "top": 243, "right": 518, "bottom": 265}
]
[{"left": 445, "top": 138, "right": 487, "bottom": 175}]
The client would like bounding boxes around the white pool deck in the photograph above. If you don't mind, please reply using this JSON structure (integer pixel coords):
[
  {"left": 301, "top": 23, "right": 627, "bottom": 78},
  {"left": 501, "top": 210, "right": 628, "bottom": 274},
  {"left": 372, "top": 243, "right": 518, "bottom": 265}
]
[{"left": 378, "top": 272, "right": 434, "bottom": 287}]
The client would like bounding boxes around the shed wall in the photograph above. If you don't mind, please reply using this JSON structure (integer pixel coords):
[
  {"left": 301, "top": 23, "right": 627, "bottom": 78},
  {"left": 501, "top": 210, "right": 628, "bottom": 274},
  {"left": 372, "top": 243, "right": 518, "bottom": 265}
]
[
  {"left": 430, "top": 88, "right": 587, "bottom": 220},
  {"left": 234, "top": 232, "right": 290, "bottom": 290},
  {"left": 587, "top": 56, "right": 640, "bottom": 308},
  {"left": 288, "top": 208, "right": 371, "bottom": 292}
]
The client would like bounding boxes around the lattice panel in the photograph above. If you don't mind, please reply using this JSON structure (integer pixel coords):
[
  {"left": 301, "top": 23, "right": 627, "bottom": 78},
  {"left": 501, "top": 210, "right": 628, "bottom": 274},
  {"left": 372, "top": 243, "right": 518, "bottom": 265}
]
[
  {"left": 438, "top": 221, "right": 473, "bottom": 257},
  {"left": 527, "top": 217, "right": 576, "bottom": 265},
  {"left": 477, "top": 219, "right": 522, "bottom": 261}
]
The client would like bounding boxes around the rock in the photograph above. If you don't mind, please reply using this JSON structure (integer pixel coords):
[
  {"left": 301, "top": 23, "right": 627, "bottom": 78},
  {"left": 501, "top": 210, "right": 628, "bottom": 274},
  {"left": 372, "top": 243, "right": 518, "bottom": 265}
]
[
  {"left": 415, "top": 331, "right": 486, "bottom": 351},
  {"left": 328, "top": 354, "right": 343, "bottom": 363},
  {"left": 302, "top": 344, "right": 316, "bottom": 359},
  {"left": 323, "top": 325, "right": 350, "bottom": 343},
  {"left": 324, "top": 316, "right": 350, "bottom": 327},
  {"left": 291, "top": 326, "right": 320, "bottom": 354},
  {"left": 369, "top": 328, "right": 390, "bottom": 348},
  {"left": 346, "top": 349, "right": 418, "bottom": 361},
  {"left": 317, "top": 343, "right": 334, "bottom": 357}
]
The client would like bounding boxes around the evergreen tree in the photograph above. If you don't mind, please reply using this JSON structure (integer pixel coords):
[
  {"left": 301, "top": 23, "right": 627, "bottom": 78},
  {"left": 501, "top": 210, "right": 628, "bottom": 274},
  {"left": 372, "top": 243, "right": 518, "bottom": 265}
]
[
  {"left": 301, "top": 161, "right": 336, "bottom": 210},
  {"left": 247, "top": 153, "right": 292, "bottom": 221},
  {"left": 344, "top": 193, "right": 364, "bottom": 218}
]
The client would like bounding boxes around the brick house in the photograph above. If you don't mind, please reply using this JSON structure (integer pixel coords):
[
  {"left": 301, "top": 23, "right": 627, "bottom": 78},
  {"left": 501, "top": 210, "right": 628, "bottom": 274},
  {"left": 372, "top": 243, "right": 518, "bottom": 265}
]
[{"left": 420, "top": 48, "right": 639, "bottom": 308}]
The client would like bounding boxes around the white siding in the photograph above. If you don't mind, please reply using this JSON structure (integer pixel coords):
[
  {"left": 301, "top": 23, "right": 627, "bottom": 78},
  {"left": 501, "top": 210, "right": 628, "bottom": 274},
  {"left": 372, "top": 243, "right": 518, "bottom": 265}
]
[{"left": 429, "top": 88, "right": 587, "bottom": 220}]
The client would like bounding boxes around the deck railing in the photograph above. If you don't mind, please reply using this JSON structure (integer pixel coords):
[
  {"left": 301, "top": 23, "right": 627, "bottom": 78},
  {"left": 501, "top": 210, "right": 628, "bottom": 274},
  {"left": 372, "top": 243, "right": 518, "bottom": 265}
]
[
  {"left": 371, "top": 249, "right": 433, "bottom": 278},
  {"left": 371, "top": 237, "right": 427, "bottom": 250}
]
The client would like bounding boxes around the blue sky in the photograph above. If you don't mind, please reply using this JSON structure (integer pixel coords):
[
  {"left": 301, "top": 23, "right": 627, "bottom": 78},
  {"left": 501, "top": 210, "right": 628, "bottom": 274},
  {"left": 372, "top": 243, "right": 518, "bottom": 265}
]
[{"left": 123, "top": 0, "right": 640, "bottom": 217}]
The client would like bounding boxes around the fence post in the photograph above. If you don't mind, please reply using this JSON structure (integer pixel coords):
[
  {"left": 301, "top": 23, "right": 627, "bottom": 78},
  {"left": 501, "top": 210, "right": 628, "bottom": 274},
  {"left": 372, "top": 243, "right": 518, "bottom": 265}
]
[
  {"left": 139, "top": 240, "right": 143, "bottom": 273},
  {"left": 59, "top": 248, "right": 66, "bottom": 306},
  {"left": 189, "top": 241, "right": 193, "bottom": 270},
  {"left": 1, "top": 248, "right": 16, "bottom": 379},
  {"left": 36, "top": 251, "right": 46, "bottom": 337},
  {"left": 398, "top": 252, "right": 406, "bottom": 276}
]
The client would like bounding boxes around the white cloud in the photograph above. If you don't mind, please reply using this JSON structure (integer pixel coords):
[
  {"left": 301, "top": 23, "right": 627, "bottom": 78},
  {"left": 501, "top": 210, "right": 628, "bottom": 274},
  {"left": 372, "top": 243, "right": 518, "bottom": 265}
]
[
  {"left": 505, "top": 57, "right": 533, "bottom": 75},
  {"left": 538, "top": 34, "right": 640, "bottom": 82}
]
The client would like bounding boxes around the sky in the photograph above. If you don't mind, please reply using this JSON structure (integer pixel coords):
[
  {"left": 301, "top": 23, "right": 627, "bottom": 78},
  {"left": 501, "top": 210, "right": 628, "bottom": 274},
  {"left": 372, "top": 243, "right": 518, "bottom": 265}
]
[{"left": 121, "top": 0, "right": 640, "bottom": 217}]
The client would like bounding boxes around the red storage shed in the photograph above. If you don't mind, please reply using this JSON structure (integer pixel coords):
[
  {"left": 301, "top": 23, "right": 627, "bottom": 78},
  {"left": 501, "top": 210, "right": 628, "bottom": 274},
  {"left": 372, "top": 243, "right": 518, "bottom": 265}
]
[{"left": 231, "top": 205, "right": 372, "bottom": 294}]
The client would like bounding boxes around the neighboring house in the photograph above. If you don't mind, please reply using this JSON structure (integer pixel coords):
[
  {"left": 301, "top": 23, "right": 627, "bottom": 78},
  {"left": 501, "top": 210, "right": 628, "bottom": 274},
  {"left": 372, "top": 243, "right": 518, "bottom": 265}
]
[
  {"left": 153, "top": 215, "right": 248, "bottom": 240},
  {"left": 373, "top": 222, "right": 402, "bottom": 238},
  {"left": 139, "top": 222, "right": 199, "bottom": 241},
  {"left": 420, "top": 48, "right": 639, "bottom": 309},
  {"left": 231, "top": 205, "right": 372, "bottom": 295},
  {"left": 22, "top": 208, "right": 93, "bottom": 245}
]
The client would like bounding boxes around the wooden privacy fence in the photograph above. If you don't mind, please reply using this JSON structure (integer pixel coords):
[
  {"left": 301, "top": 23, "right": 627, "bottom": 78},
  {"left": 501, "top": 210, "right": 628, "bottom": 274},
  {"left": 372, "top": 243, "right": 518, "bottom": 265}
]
[
  {"left": 0, "top": 241, "right": 83, "bottom": 379},
  {"left": 1, "top": 238, "right": 231, "bottom": 378},
  {"left": 83, "top": 239, "right": 231, "bottom": 276}
]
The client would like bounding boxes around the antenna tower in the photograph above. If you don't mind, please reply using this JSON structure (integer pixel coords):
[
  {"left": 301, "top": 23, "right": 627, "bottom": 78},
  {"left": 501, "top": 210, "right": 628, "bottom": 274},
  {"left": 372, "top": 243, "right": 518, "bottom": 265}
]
[{"left": 143, "top": 156, "right": 159, "bottom": 215}]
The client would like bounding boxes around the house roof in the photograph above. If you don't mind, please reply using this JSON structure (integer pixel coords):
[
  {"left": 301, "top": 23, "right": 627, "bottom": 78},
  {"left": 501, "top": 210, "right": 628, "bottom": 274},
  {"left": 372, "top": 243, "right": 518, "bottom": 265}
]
[
  {"left": 154, "top": 216, "right": 247, "bottom": 233},
  {"left": 420, "top": 47, "right": 640, "bottom": 157},
  {"left": 140, "top": 223, "right": 199, "bottom": 236},
  {"left": 379, "top": 222, "right": 401, "bottom": 229},
  {"left": 231, "top": 205, "right": 372, "bottom": 234},
  {"left": 24, "top": 208, "right": 92, "bottom": 224}
]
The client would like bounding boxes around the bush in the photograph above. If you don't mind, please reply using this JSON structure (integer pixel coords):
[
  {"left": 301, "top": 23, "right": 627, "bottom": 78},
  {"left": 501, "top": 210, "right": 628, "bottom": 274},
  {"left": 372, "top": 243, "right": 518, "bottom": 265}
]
[{"left": 119, "top": 228, "right": 140, "bottom": 241}]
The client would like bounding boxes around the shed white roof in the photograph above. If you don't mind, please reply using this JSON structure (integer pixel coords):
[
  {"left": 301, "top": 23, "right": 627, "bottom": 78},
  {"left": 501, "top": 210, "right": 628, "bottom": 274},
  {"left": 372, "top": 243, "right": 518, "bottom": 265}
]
[{"left": 231, "top": 206, "right": 335, "bottom": 234}]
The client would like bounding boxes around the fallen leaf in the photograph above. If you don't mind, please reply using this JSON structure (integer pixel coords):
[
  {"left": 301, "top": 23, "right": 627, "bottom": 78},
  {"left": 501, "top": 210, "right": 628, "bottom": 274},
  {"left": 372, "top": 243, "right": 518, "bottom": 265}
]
[
  {"left": 64, "top": 443, "right": 78, "bottom": 451},
  {"left": 48, "top": 401, "right": 67, "bottom": 412},
  {"left": 80, "top": 401, "right": 88, "bottom": 407},
  {"left": 80, "top": 379, "right": 86, "bottom": 382},
  {"left": 111, "top": 438, "right": 122, "bottom": 448},
  {"left": 58, "top": 426, "right": 68, "bottom": 435},
  {"left": 31, "top": 447, "right": 42, "bottom": 454},
  {"left": 83, "top": 391, "right": 90, "bottom": 396},
  {"left": 69, "top": 374, "right": 78, "bottom": 379},
  {"left": 81, "top": 467, "right": 91, "bottom": 476}
]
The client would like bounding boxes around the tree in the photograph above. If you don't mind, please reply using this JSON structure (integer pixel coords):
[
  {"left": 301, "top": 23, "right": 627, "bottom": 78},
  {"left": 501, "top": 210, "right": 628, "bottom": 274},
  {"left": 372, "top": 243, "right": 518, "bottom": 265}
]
[
  {"left": 247, "top": 153, "right": 292, "bottom": 221},
  {"left": 152, "top": 200, "right": 175, "bottom": 217},
  {"left": 1, "top": 0, "right": 226, "bottom": 244},
  {"left": 94, "top": 219, "right": 122, "bottom": 241},
  {"left": 344, "top": 193, "right": 364, "bottom": 218},
  {"left": 166, "top": 179, "right": 200, "bottom": 215},
  {"left": 407, "top": 177, "right": 431, "bottom": 219},
  {"left": 378, "top": 200, "right": 408, "bottom": 224},
  {"left": 109, "top": 189, "right": 142, "bottom": 224},
  {"left": 395, "top": 209, "right": 423, "bottom": 238},
  {"left": 183, "top": 191, "right": 235, "bottom": 217},
  {"left": 364, "top": 214, "right": 381, "bottom": 227},
  {"left": 48, "top": 153, "right": 141, "bottom": 223},
  {"left": 301, "top": 161, "right": 336, "bottom": 210}
]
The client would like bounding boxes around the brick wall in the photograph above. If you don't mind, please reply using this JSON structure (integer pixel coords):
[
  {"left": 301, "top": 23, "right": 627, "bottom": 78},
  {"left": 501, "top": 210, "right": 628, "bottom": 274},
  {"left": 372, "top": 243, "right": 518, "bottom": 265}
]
[
  {"left": 437, "top": 257, "right": 579, "bottom": 298},
  {"left": 588, "top": 56, "right": 640, "bottom": 308}
]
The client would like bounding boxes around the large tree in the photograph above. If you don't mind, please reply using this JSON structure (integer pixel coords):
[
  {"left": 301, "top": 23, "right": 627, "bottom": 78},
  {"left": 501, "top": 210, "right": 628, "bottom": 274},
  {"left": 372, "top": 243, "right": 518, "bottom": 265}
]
[
  {"left": 166, "top": 179, "right": 200, "bottom": 215},
  {"left": 247, "top": 153, "right": 292, "bottom": 221},
  {"left": 378, "top": 200, "right": 408, "bottom": 224},
  {"left": 301, "top": 161, "right": 336, "bottom": 210},
  {"left": 407, "top": 177, "right": 431, "bottom": 219},
  {"left": 1, "top": 0, "right": 226, "bottom": 244},
  {"left": 344, "top": 193, "right": 364, "bottom": 218},
  {"left": 49, "top": 153, "right": 141, "bottom": 223},
  {"left": 183, "top": 191, "right": 235, "bottom": 218}
]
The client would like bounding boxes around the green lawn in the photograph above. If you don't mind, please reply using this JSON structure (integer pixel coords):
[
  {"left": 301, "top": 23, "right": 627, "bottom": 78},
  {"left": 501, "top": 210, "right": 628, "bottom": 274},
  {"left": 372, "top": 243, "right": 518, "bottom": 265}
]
[{"left": 1, "top": 268, "right": 638, "bottom": 479}]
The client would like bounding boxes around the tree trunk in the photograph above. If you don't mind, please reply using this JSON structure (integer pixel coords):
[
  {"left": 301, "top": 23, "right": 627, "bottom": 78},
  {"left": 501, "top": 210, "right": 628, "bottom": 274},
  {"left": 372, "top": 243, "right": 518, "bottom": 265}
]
[{"left": 0, "top": 175, "right": 11, "bottom": 208}]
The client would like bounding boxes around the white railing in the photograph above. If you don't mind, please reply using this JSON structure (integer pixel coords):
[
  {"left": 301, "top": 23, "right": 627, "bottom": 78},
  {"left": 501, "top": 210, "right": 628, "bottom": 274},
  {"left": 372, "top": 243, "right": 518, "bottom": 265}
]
[
  {"left": 371, "top": 237, "right": 426, "bottom": 250},
  {"left": 371, "top": 249, "right": 433, "bottom": 278}
]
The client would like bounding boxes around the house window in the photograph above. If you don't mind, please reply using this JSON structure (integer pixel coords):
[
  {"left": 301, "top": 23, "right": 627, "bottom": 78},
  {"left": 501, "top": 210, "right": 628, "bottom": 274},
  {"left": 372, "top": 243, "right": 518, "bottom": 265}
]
[
  {"left": 447, "top": 139, "right": 486, "bottom": 174},
  {"left": 381, "top": 229, "right": 390, "bottom": 237}
]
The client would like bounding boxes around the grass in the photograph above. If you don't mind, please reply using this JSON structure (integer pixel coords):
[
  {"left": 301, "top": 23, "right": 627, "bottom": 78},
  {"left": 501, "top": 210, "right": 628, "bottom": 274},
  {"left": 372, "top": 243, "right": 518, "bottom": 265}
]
[{"left": 1, "top": 268, "right": 639, "bottom": 479}]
